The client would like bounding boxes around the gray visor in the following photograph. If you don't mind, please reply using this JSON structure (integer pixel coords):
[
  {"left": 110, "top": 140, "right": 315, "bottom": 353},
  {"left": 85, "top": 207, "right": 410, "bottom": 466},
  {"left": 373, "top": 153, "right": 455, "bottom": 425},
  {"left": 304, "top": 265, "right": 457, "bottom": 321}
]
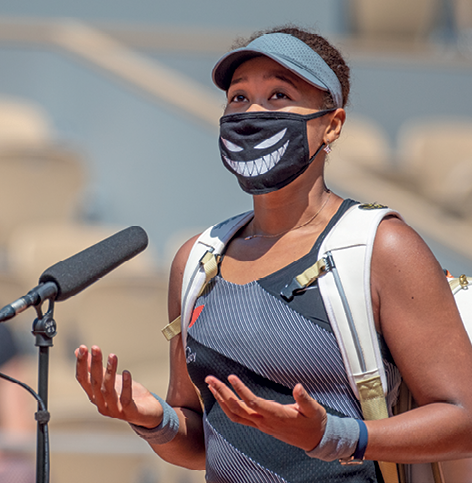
[{"left": 212, "top": 33, "right": 343, "bottom": 108}]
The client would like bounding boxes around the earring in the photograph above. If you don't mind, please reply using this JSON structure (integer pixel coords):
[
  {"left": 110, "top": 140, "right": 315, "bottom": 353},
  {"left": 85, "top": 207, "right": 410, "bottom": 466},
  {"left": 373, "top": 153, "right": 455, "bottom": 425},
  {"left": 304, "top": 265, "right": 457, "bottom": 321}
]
[{"left": 323, "top": 143, "right": 332, "bottom": 154}]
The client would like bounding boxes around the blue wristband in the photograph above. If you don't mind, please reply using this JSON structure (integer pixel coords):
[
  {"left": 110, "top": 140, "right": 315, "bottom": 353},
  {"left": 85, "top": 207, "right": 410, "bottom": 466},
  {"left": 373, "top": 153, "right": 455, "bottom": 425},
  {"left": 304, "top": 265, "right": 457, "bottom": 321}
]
[
  {"left": 353, "top": 419, "right": 368, "bottom": 461},
  {"left": 339, "top": 419, "right": 368, "bottom": 465},
  {"left": 129, "top": 393, "right": 179, "bottom": 444},
  {"left": 306, "top": 414, "right": 359, "bottom": 461}
]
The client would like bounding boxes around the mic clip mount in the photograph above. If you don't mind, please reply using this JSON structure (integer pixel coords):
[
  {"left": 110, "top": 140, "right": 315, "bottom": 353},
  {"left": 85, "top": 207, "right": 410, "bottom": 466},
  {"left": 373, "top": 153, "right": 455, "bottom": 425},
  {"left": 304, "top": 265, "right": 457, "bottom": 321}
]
[{"left": 32, "top": 299, "right": 57, "bottom": 348}]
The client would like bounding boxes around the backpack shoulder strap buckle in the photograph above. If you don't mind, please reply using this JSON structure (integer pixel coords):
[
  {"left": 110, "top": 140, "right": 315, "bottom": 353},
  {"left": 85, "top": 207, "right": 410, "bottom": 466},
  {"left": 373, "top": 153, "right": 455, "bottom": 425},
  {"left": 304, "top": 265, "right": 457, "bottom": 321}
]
[{"left": 280, "top": 258, "right": 329, "bottom": 301}]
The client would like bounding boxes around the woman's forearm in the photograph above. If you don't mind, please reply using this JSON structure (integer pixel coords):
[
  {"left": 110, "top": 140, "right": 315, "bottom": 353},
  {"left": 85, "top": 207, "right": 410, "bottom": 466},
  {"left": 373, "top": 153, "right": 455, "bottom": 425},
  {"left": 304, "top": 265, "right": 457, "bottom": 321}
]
[
  {"left": 150, "top": 407, "right": 206, "bottom": 470},
  {"left": 365, "top": 402, "right": 472, "bottom": 463}
]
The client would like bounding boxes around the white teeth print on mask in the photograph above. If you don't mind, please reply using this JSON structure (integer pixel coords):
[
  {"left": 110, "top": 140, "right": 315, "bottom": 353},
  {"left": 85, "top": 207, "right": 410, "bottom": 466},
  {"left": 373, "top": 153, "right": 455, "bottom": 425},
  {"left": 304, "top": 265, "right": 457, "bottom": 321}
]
[
  {"left": 254, "top": 128, "right": 287, "bottom": 149},
  {"left": 222, "top": 138, "right": 243, "bottom": 152},
  {"left": 219, "top": 109, "right": 334, "bottom": 195},
  {"left": 223, "top": 141, "right": 289, "bottom": 177}
]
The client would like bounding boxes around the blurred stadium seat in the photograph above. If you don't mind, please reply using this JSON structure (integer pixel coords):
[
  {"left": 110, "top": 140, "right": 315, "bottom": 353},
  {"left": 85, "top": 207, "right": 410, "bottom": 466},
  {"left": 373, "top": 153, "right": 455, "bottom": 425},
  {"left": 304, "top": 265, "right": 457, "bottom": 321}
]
[
  {"left": 453, "top": 0, "right": 472, "bottom": 33},
  {"left": 0, "top": 147, "right": 87, "bottom": 250},
  {"left": 350, "top": 0, "right": 439, "bottom": 41},
  {"left": 396, "top": 116, "right": 472, "bottom": 217},
  {"left": 453, "top": 0, "right": 472, "bottom": 58},
  {"left": 0, "top": 96, "right": 89, "bottom": 266},
  {"left": 0, "top": 97, "right": 52, "bottom": 149},
  {"left": 329, "top": 114, "right": 392, "bottom": 172}
]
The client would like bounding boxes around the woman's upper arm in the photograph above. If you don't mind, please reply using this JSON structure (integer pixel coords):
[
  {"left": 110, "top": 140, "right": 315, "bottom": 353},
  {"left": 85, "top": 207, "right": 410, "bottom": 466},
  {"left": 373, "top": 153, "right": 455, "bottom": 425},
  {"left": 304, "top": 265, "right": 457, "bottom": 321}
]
[
  {"left": 166, "top": 234, "right": 203, "bottom": 410},
  {"left": 147, "top": 234, "right": 206, "bottom": 470},
  {"left": 371, "top": 216, "right": 472, "bottom": 408}
]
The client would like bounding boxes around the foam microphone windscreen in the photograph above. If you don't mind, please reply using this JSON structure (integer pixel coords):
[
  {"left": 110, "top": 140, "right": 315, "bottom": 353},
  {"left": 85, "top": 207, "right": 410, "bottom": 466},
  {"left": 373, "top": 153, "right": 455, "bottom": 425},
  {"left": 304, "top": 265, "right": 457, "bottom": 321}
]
[{"left": 39, "top": 226, "right": 149, "bottom": 301}]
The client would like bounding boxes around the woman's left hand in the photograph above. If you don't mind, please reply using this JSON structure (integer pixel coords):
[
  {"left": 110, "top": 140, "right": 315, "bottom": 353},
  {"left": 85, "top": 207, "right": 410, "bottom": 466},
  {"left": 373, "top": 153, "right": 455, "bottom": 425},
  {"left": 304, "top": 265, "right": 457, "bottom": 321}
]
[{"left": 205, "top": 374, "right": 327, "bottom": 451}]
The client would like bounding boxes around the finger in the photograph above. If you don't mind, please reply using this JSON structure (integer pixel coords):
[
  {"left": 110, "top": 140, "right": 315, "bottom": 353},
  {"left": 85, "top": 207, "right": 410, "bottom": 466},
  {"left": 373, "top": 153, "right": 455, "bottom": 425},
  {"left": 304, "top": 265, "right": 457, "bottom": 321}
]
[
  {"left": 206, "top": 376, "right": 248, "bottom": 409},
  {"left": 227, "top": 375, "right": 279, "bottom": 417},
  {"left": 76, "top": 344, "right": 93, "bottom": 369},
  {"left": 74, "top": 344, "right": 87, "bottom": 360},
  {"left": 120, "top": 371, "right": 148, "bottom": 424},
  {"left": 227, "top": 375, "right": 257, "bottom": 403},
  {"left": 206, "top": 382, "right": 259, "bottom": 429},
  {"left": 120, "top": 370, "right": 134, "bottom": 409},
  {"left": 90, "top": 346, "right": 106, "bottom": 407},
  {"left": 206, "top": 376, "right": 262, "bottom": 424},
  {"left": 102, "top": 354, "right": 120, "bottom": 415},
  {"left": 75, "top": 346, "right": 94, "bottom": 400}
]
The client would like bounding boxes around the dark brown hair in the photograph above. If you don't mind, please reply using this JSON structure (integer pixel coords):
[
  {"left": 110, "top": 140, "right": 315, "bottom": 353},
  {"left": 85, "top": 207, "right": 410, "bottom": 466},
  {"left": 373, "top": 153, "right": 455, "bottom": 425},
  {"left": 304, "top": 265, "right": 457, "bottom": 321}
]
[{"left": 231, "top": 25, "right": 350, "bottom": 109}]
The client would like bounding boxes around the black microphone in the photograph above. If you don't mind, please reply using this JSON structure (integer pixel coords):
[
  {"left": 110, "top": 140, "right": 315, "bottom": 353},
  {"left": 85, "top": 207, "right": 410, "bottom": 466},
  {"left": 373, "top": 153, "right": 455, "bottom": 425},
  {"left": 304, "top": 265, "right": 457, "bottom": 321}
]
[{"left": 0, "top": 226, "right": 148, "bottom": 322}]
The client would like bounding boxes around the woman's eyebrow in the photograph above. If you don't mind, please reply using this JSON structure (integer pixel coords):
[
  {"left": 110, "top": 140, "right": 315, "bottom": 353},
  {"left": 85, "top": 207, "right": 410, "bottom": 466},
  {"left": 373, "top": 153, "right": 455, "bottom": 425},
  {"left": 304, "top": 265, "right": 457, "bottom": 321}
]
[
  {"left": 229, "top": 76, "right": 245, "bottom": 87},
  {"left": 229, "top": 70, "right": 300, "bottom": 89},
  {"left": 263, "top": 72, "right": 298, "bottom": 88}
]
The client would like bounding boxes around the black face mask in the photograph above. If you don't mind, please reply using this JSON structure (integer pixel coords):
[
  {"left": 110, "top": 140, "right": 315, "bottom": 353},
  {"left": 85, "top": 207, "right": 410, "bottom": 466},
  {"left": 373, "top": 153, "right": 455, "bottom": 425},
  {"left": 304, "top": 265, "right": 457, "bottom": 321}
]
[{"left": 219, "top": 109, "right": 334, "bottom": 195}]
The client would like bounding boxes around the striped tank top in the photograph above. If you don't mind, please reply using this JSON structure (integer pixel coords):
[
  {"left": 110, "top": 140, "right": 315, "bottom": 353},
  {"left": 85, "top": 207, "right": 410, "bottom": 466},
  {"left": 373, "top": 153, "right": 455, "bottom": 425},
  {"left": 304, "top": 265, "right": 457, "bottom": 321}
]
[{"left": 186, "top": 199, "right": 401, "bottom": 483}]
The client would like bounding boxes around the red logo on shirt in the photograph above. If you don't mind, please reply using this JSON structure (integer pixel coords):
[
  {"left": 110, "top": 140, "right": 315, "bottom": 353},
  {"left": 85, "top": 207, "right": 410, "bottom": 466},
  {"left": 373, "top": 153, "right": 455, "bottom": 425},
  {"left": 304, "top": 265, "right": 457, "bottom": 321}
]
[{"left": 189, "top": 305, "right": 204, "bottom": 328}]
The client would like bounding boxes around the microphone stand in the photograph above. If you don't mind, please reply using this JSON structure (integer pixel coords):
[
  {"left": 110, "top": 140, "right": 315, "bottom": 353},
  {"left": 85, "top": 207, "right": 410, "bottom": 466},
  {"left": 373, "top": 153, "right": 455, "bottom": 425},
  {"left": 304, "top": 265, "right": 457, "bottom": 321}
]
[{"left": 32, "top": 298, "right": 57, "bottom": 483}]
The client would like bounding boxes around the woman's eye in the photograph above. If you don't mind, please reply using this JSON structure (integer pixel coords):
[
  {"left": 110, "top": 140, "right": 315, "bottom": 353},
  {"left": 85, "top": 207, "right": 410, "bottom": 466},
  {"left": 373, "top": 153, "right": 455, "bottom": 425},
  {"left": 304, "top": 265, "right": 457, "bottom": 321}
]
[
  {"left": 270, "top": 92, "right": 289, "bottom": 100},
  {"left": 231, "top": 94, "right": 247, "bottom": 103}
]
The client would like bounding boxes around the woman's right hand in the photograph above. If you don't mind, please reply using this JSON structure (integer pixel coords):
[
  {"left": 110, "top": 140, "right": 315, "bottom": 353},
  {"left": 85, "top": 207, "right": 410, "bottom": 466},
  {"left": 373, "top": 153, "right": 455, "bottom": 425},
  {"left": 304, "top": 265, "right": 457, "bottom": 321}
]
[{"left": 75, "top": 344, "right": 163, "bottom": 429}]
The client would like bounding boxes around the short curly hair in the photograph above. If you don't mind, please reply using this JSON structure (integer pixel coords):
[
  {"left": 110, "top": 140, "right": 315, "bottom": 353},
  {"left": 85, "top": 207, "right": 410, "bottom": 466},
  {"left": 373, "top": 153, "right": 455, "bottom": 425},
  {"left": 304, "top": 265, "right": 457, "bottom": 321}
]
[{"left": 231, "top": 25, "right": 350, "bottom": 109}]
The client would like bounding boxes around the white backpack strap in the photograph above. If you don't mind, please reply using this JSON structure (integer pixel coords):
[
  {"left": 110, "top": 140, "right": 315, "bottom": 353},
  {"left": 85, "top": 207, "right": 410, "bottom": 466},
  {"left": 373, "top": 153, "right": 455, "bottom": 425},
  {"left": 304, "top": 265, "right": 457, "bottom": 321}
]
[
  {"left": 317, "top": 204, "right": 402, "bottom": 414},
  {"left": 318, "top": 203, "right": 403, "bottom": 483},
  {"left": 161, "top": 211, "right": 253, "bottom": 346}
]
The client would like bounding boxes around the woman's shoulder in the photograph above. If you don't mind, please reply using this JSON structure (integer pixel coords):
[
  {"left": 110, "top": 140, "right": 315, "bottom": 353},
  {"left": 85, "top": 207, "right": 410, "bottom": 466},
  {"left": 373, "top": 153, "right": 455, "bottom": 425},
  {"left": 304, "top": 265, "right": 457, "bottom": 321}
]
[
  {"left": 172, "top": 234, "right": 202, "bottom": 273},
  {"left": 370, "top": 213, "right": 455, "bottom": 334},
  {"left": 374, "top": 214, "right": 434, "bottom": 268},
  {"left": 372, "top": 213, "right": 445, "bottom": 292},
  {"left": 168, "top": 233, "right": 202, "bottom": 320}
]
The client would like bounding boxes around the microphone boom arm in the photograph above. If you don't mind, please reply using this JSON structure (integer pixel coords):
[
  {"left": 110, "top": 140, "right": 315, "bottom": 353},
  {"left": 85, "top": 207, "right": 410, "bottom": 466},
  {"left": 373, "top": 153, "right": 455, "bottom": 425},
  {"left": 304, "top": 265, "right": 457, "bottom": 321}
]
[{"left": 0, "top": 282, "right": 58, "bottom": 323}]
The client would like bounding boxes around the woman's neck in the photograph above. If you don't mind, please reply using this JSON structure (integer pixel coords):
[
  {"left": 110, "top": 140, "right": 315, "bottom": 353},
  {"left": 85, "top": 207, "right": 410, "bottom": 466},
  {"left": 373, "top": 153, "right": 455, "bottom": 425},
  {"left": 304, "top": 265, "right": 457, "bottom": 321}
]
[{"left": 248, "top": 178, "right": 336, "bottom": 239}]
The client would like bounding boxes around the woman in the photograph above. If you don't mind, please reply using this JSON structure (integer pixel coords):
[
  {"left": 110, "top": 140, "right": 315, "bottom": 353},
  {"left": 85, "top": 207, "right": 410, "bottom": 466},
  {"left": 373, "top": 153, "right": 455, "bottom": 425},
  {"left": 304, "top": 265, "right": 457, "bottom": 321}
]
[{"left": 75, "top": 26, "right": 472, "bottom": 482}]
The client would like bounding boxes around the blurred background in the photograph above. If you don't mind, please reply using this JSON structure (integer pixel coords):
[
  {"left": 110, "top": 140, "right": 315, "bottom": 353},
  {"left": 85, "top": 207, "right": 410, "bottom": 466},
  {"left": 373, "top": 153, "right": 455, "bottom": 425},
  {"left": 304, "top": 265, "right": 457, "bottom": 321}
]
[{"left": 0, "top": 0, "right": 471, "bottom": 482}]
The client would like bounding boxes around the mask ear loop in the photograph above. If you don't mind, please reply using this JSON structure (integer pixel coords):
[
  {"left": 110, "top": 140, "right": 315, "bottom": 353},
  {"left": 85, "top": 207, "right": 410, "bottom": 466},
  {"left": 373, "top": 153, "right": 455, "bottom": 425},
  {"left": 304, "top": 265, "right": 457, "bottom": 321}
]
[
  {"left": 308, "top": 141, "right": 328, "bottom": 164},
  {"left": 303, "top": 108, "right": 337, "bottom": 121},
  {"left": 306, "top": 108, "right": 336, "bottom": 160}
]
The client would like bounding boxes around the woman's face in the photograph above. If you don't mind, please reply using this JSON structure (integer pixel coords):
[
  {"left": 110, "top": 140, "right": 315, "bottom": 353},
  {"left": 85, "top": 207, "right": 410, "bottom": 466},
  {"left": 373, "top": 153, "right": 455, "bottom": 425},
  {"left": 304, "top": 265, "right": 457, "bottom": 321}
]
[
  {"left": 225, "top": 56, "right": 325, "bottom": 114},
  {"left": 224, "top": 56, "right": 332, "bottom": 156}
]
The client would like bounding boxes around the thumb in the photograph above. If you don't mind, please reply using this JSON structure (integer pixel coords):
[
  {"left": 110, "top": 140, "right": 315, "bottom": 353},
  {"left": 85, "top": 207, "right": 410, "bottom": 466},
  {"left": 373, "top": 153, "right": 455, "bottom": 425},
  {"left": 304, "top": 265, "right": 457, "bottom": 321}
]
[
  {"left": 293, "top": 384, "right": 324, "bottom": 418},
  {"left": 293, "top": 384, "right": 328, "bottom": 448}
]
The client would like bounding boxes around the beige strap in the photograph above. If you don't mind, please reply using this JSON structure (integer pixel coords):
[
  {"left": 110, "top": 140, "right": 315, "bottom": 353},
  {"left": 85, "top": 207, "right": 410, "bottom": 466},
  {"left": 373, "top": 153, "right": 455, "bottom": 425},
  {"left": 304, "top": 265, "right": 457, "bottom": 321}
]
[
  {"left": 378, "top": 462, "right": 401, "bottom": 483},
  {"left": 295, "top": 258, "right": 327, "bottom": 288},
  {"left": 393, "top": 382, "right": 413, "bottom": 483},
  {"left": 281, "top": 258, "right": 327, "bottom": 301},
  {"left": 431, "top": 462, "right": 445, "bottom": 483},
  {"left": 162, "top": 315, "right": 182, "bottom": 341},
  {"left": 198, "top": 251, "right": 219, "bottom": 296},
  {"left": 162, "top": 250, "right": 220, "bottom": 341},
  {"left": 357, "top": 376, "right": 389, "bottom": 421},
  {"left": 357, "top": 376, "right": 400, "bottom": 483}
]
